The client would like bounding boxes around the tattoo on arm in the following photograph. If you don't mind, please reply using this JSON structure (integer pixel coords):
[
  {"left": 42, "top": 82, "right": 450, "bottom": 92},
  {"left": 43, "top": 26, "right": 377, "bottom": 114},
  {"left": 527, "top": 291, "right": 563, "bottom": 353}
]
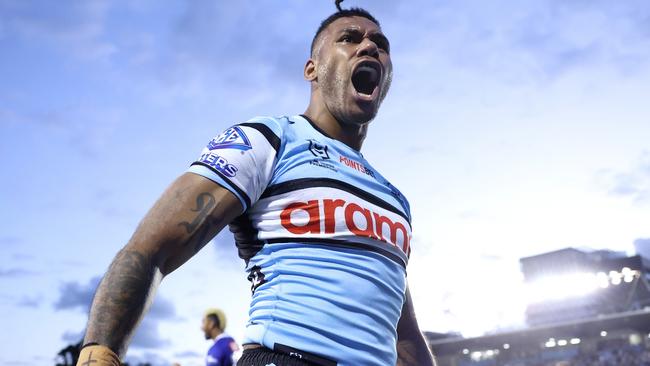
[
  {"left": 84, "top": 250, "right": 159, "bottom": 357},
  {"left": 84, "top": 191, "right": 229, "bottom": 355},
  {"left": 178, "top": 192, "right": 224, "bottom": 254},
  {"left": 178, "top": 192, "right": 215, "bottom": 234}
]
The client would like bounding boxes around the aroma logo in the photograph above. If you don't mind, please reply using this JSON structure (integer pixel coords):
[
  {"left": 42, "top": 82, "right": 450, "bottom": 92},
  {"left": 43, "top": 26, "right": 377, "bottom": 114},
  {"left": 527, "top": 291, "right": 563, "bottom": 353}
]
[{"left": 280, "top": 199, "right": 410, "bottom": 255}]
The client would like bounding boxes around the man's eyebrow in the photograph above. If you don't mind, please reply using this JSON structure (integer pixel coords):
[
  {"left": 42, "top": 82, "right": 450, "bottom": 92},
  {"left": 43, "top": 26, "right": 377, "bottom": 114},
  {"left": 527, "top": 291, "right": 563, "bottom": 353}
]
[
  {"left": 370, "top": 33, "right": 390, "bottom": 47},
  {"left": 338, "top": 27, "right": 390, "bottom": 45},
  {"left": 339, "top": 27, "right": 363, "bottom": 35}
]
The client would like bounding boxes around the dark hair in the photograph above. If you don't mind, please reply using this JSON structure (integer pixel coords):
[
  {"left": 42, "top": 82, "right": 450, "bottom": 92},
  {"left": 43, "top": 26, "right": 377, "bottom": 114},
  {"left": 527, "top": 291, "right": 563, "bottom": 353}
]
[
  {"left": 207, "top": 313, "right": 221, "bottom": 329},
  {"left": 310, "top": 7, "right": 381, "bottom": 55}
]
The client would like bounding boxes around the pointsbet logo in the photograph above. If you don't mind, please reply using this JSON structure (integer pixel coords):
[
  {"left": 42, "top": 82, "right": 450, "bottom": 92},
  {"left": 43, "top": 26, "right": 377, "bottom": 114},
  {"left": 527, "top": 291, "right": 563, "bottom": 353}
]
[
  {"left": 339, "top": 155, "right": 375, "bottom": 178},
  {"left": 279, "top": 199, "right": 411, "bottom": 255}
]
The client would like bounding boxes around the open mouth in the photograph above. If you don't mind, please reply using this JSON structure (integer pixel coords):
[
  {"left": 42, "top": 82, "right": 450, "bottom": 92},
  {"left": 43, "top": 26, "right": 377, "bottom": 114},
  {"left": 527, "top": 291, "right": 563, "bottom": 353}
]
[{"left": 352, "top": 61, "right": 381, "bottom": 97}]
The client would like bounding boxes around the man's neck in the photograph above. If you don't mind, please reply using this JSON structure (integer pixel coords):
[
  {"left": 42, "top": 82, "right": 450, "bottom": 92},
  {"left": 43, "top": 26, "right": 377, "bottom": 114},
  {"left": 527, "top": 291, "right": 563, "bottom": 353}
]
[
  {"left": 303, "top": 106, "right": 367, "bottom": 151},
  {"left": 210, "top": 329, "right": 223, "bottom": 340}
]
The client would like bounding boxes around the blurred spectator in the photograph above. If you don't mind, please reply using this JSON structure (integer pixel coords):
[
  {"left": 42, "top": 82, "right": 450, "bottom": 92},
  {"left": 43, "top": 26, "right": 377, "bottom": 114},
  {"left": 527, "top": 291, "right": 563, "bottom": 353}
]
[{"left": 201, "top": 308, "right": 239, "bottom": 366}]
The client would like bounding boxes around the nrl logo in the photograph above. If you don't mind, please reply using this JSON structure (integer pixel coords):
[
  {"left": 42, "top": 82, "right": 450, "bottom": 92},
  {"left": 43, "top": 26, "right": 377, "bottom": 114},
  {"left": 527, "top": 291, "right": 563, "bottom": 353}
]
[{"left": 308, "top": 139, "right": 330, "bottom": 160}]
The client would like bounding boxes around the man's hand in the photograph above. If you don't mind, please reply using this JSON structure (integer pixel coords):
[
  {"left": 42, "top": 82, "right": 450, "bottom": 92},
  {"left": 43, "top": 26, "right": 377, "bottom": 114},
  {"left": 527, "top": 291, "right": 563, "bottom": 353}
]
[
  {"left": 396, "top": 285, "right": 436, "bottom": 366},
  {"left": 77, "top": 345, "right": 120, "bottom": 366},
  {"left": 78, "top": 173, "right": 242, "bottom": 361}
]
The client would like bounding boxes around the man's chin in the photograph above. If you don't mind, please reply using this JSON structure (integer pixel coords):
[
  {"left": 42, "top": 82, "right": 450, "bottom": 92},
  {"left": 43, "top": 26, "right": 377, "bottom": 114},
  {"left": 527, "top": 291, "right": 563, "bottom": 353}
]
[
  {"left": 346, "top": 103, "right": 379, "bottom": 124},
  {"left": 329, "top": 99, "right": 380, "bottom": 126}
]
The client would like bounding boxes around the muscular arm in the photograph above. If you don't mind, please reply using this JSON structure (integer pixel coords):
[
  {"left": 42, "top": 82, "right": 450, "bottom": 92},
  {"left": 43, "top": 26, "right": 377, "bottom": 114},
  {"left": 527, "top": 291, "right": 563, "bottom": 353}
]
[
  {"left": 83, "top": 172, "right": 242, "bottom": 357},
  {"left": 396, "top": 285, "right": 436, "bottom": 366}
]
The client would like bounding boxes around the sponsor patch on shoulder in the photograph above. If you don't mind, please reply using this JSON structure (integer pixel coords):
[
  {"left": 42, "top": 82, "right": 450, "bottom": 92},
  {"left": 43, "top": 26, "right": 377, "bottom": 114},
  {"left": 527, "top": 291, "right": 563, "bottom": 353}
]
[
  {"left": 198, "top": 152, "right": 238, "bottom": 177},
  {"left": 208, "top": 126, "right": 252, "bottom": 151}
]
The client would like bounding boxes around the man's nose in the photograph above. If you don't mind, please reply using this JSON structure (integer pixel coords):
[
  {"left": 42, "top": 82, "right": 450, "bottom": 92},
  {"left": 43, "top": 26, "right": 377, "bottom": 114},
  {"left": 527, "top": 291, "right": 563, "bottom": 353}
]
[{"left": 356, "top": 38, "right": 379, "bottom": 58}]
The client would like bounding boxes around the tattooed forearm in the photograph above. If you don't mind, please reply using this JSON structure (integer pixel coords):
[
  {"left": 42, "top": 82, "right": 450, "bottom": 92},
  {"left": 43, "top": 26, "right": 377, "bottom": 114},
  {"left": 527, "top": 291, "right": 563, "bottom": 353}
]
[
  {"left": 178, "top": 192, "right": 222, "bottom": 254},
  {"left": 84, "top": 250, "right": 161, "bottom": 357}
]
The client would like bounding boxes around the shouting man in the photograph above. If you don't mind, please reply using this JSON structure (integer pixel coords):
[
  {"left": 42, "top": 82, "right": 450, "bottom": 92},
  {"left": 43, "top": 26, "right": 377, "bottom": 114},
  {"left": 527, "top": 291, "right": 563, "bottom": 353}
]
[{"left": 77, "top": 4, "right": 435, "bottom": 366}]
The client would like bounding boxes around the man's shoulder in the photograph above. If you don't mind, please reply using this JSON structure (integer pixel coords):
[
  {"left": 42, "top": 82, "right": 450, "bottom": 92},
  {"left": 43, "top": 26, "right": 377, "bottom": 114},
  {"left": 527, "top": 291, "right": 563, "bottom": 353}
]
[
  {"left": 235, "top": 115, "right": 305, "bottom": 153},
  {"left": 214, "top": 333, "right": 237, "bottom": 346},
  {"left": 210, "top": 334, "right": 238, "bottom": 356},
  {"left": 240, "top": 115, "right": 292, "bottom": 137}
]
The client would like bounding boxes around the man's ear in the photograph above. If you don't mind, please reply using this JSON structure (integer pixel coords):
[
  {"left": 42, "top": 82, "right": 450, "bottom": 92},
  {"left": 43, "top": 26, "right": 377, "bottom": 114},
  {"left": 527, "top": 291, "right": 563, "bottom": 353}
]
[{"left": 304, "top": 58, "right": 317, "bottom": 81}]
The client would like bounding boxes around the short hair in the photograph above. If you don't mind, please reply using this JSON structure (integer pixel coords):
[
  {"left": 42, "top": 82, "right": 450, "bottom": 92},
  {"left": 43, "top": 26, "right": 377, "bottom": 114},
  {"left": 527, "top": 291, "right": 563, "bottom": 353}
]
[
  {"left": 204, "top": 308, "right": 227, "bottom": 331},
  {"left": 310, "top": 8, "right": 381, "bottom": 55}
]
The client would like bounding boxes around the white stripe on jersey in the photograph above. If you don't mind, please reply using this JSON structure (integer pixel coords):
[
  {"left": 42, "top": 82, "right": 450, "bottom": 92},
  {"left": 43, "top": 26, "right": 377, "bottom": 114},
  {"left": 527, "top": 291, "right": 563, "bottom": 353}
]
[{"left": 250, "top": 187, "right": 411, "bottom": 265}]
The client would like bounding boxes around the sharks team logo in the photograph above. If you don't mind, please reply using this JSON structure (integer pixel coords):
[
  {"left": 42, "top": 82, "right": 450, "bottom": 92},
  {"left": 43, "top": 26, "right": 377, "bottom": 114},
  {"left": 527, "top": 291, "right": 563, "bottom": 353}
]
[{"left": 208, "top": 126, "right": 252, "bottom": 151}]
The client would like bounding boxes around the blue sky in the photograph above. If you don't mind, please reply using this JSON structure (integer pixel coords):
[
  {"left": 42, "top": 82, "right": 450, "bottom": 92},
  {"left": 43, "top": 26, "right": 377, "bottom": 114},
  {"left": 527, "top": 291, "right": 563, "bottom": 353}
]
[{"left": 1, "top": 0, "right": 650, "bottom": 365}]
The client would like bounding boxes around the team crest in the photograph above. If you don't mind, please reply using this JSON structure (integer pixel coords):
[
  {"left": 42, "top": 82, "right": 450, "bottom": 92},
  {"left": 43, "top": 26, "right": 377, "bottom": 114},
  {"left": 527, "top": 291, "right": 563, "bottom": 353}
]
[
  {"left": 308, "top": 139, "right": 330, "bottom": 160},
  {"left": 208, "top": 126, "right": 252, "bottom": 151}
]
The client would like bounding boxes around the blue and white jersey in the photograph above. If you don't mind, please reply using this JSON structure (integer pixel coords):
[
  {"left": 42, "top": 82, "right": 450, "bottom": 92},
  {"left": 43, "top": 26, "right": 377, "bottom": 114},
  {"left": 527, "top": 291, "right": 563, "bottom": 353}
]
[{"left": 188, "top": 115, "right": 412, "bottom": 366}]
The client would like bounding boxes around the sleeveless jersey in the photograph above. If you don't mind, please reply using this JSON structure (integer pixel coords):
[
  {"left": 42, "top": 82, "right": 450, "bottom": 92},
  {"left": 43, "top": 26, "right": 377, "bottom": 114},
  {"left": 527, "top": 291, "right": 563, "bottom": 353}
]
[{"left": 188, "top": 115, "right": 412, "bottom": 366}]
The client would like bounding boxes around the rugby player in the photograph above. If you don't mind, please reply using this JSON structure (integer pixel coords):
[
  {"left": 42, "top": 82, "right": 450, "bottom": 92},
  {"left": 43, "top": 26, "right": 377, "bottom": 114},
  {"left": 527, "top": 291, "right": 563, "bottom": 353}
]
[
  {"left": 76, "top": 3, "right": 435, "bottom": 366},
  {"left": 202, "top": 308, "right": 239, "bottom": 366}
]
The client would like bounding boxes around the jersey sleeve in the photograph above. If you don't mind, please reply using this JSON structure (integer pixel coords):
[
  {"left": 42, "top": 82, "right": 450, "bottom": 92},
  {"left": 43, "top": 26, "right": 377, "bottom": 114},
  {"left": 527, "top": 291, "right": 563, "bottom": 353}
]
[{"left": 188, "top": 117, "right": 282, "bottom": 211}]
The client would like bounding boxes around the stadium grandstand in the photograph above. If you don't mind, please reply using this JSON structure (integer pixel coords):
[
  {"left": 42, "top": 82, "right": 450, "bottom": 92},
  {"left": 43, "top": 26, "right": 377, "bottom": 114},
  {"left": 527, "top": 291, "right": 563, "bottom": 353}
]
[{"left": 429, "top": 245, "right": 650, "bottom": 366}]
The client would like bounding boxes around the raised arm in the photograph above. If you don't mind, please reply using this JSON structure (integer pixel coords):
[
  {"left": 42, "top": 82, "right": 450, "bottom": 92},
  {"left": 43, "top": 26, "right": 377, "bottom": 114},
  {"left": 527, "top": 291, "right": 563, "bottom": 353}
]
[
  {"left": 396, "top": 284, "right": 436, "bottom": 366},
  {"left": 77, "top": 172, "right": 242, "bottom": 364}
]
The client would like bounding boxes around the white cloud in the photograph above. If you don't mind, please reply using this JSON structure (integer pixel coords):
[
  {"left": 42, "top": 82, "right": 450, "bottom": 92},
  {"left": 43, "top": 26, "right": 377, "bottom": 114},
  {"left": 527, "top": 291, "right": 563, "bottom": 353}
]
[
  {"left": 54, "top": 276, "right": 100, "bottom": 312},
  {"left": 602, "top": 151, "right": 650, "bottom": 205},
  {"left": 53, "top": 276, "right": 181, "bottom": 352}
]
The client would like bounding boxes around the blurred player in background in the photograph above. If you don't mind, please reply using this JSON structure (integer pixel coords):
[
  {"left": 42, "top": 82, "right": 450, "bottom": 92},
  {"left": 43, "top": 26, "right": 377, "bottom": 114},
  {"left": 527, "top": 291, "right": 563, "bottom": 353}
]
[
  {"left": 202, "top": 308, "right": 239, "bottom": 366},
  {"left": 75, "top": 1, "right": 434, "bottom": 365}
]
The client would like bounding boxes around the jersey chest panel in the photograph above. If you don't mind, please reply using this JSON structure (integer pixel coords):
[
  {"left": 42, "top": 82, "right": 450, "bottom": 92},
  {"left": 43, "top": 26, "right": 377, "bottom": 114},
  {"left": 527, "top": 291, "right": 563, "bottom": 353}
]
[{"left": 248, "top": 116, "right": 412, "bottom": 266}]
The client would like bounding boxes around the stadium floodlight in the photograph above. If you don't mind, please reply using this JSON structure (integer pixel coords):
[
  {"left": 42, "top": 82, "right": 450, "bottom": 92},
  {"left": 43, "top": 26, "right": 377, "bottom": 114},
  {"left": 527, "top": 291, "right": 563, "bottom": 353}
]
[
  {"left": 558, "top": 339, "right": 568, "bottom": 346},
  {"left": 470, "top": 351, "right": 482, "bottom": 361},
  {"left": 624, "top": 275, "right": 635, "bottom": 283},
  {"left": 610, "top": 270, "right": 623, "bottom": 285},
  {"left": 623, "top": 269, "right": 638, "bottom": 283},
  {"left": 545, "top": 338, "right": 557, "bottom": 348},
  {"left": 525, "top": 266, "right": 641, "bottom": 305},
  {"left": 526, "top": 272, "right": 598, "bottom": 304},
  {"left": 596, "top": 272, "right": 610, "bottom": 288},
  {"left": 570, "top": 338, "right": 581, "bottom": 345}
]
